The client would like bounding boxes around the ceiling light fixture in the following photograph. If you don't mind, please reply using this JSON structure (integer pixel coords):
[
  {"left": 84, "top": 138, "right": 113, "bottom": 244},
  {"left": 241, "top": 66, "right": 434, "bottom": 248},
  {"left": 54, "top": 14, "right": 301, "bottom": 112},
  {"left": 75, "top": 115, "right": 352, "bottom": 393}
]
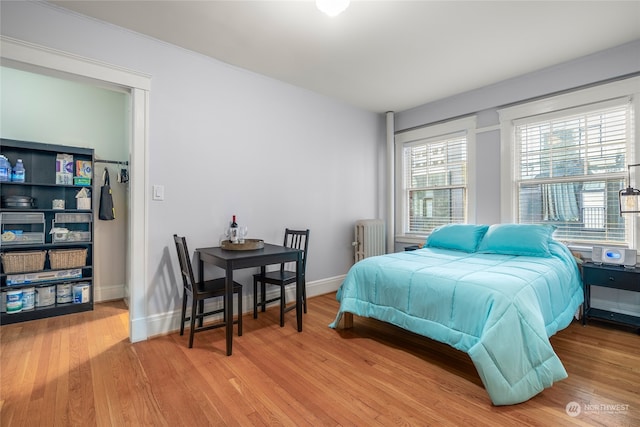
[{"left": 316, "top": 0, "right": 350, "bottom": 17}]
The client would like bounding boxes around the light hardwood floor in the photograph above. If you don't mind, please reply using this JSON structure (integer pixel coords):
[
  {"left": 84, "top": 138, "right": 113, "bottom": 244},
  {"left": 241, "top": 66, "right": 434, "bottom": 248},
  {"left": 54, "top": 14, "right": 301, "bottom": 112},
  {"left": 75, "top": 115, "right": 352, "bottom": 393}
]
[{"left": 1, "top": 293, "right": 638, "bottom": 426}]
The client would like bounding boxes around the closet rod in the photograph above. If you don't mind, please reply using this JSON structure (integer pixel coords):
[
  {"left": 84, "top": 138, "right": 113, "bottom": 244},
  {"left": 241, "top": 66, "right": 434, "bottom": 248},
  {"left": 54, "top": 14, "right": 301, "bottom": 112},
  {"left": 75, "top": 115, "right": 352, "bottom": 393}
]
[{"left": 94, "top": 159, "right": 128, "bottom": 166}]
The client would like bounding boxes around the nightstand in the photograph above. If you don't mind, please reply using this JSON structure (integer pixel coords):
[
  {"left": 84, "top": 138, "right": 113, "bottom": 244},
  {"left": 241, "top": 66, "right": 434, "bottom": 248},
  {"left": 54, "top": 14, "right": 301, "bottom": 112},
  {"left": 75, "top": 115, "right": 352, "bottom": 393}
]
[
  {"left": 404, "top": 245, "right": 421, "bottom": 251},
  {"left": 582, "top": 262, "right": 640, "bottom": 330}
]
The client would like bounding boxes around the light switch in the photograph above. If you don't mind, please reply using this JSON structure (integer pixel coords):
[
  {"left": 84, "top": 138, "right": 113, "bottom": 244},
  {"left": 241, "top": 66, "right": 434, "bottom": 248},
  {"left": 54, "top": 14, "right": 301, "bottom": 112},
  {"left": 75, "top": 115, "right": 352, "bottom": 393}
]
[{"left": 152, "top": 185, "right": 164, "bottom": 201}]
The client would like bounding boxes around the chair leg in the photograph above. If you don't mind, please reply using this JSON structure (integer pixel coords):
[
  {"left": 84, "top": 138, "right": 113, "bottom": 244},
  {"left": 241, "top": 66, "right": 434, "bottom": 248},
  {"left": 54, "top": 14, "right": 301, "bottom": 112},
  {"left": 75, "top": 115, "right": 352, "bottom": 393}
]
[
  {"left": 180, "top": 290, "right": 188, "bottom": 336},
  {"left": 189, "top": 299, "right": 198, "bottom": 348},
  {"left": 302, "top": 280, "right": 307, "bottom": 314},
  {"left": 253, "top": 277, "right": 259, "bottom": 319},
  {"left": 197, "top": 300, "right": 205, "bottom": 327},
  {"left": 237, "top": 291, "right": 243, "bottom": 336},
  {"left": 279, "top": 286, "right": 285, "bottom": 327}
]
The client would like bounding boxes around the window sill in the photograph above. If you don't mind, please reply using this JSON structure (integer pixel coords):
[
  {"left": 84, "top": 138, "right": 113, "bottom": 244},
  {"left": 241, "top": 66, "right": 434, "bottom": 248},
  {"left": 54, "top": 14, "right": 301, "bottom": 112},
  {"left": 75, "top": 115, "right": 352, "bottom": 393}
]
[{"left": 395, "top": 235, "right": 426, "bottom": 245}]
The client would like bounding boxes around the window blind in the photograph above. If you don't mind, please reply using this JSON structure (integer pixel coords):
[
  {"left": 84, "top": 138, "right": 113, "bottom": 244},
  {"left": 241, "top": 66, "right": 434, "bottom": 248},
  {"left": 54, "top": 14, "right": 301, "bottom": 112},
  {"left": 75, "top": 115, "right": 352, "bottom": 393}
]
[
  {"left": 514, "top": 100, "right": 631, "bottom": 244},
  {"left": 403, "top": 133, "right": 467, "bottom": 234}
]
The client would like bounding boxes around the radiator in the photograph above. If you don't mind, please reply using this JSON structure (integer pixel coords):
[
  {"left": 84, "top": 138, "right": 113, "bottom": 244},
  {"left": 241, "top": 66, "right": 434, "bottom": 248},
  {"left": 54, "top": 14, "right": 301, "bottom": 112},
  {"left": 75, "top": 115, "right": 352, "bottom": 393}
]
[{"left": 353, "top": 219, "right": 385, "bottom": 262}]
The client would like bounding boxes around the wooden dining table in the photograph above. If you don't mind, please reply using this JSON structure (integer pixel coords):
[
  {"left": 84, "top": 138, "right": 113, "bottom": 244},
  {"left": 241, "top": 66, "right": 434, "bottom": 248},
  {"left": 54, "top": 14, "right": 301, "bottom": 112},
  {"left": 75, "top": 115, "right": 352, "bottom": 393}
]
[{"left": 195, "top": 243, "right": 304, "bottom": 356}]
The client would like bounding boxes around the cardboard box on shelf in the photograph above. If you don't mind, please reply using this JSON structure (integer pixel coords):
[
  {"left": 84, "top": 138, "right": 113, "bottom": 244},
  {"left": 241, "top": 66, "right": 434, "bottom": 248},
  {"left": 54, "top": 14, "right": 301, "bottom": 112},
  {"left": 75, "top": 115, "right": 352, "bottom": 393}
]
[
  {"left": 77, "top": 198, "right": 91, "bottom": 210},
  {"left": 6, "top": 268, "right": 82, "bottom": 285},
  {"left": 75, "top": 160, "right": 92, "bottom": 178},
  {"left": 75, "top": 187, "right": 91, "bottom": 210},
  {"left": 56, "top": 154, "right": 74, "bottom": 185}
]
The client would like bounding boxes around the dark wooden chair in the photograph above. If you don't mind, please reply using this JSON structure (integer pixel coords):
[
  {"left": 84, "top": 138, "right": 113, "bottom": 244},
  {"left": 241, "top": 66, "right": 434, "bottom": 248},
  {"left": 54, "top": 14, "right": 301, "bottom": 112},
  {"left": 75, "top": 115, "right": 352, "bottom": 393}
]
[
  {"left": 253, "top": 228, "right": 310, "bottom": 327},
  {"left": 173, "top": 234, "right": 242, "bottom": 348}
]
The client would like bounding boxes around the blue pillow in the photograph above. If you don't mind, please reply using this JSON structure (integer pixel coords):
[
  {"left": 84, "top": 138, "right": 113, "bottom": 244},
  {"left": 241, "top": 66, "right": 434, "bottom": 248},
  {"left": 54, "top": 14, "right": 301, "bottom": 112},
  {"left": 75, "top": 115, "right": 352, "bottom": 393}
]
[
  {"left": 425, "top": 224, "right": 489, "bottom": 252},
  {"left": 476, "top": 224, "right": 556, "bottom": 257}
]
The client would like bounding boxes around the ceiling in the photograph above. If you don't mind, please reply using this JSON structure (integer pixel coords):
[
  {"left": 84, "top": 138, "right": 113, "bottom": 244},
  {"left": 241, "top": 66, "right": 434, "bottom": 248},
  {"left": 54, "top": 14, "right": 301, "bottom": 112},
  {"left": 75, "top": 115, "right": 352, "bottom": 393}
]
[{"left": 47, "top": 1, "right": 640, "bottom": 113}]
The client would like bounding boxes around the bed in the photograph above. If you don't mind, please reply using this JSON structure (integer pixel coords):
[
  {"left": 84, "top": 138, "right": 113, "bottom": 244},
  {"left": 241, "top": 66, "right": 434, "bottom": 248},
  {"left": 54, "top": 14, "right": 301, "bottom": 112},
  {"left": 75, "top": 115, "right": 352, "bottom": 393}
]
[{"left": 329, "top": 223, "right": 583, "bottom": 405}]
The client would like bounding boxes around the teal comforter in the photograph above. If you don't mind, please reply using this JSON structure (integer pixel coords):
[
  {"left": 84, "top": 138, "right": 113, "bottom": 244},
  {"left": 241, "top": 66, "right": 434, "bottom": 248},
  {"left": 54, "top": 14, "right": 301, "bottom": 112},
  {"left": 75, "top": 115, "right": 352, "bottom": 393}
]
[{"left": 329, "top": 241, "right": 583, "bottom": 405}]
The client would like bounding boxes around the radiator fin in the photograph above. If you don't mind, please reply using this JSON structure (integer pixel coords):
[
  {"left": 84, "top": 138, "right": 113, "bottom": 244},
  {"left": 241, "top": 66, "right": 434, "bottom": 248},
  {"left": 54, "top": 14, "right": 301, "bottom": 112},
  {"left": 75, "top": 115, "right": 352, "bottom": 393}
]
[{"left": 354, "top": 219, "right": 385, "bottom": 262}]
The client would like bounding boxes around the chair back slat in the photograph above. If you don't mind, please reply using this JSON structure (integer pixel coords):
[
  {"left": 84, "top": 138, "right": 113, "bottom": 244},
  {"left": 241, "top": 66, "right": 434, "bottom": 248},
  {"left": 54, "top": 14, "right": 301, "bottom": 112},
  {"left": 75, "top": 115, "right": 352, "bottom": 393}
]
[
  {"left": 281, "top": 228, "right": 310, "bottom": 274},
  {"left": 173, "top": 234, "right": 196, "bottom": 294}
]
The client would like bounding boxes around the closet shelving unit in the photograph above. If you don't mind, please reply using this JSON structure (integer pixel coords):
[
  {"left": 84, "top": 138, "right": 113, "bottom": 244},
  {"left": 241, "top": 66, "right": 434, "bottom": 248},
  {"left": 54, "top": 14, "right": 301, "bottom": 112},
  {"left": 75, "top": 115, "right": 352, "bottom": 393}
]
[{"left": 1, "top": 138, "right": 94, "bottom": 324}]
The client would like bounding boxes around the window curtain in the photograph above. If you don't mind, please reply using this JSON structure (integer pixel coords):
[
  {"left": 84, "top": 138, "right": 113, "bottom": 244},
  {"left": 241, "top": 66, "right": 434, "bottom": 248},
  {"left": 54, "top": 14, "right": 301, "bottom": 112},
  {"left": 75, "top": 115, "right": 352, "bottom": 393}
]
[{"left": 542, "top": 183, "right": 581, "bottom": 221}]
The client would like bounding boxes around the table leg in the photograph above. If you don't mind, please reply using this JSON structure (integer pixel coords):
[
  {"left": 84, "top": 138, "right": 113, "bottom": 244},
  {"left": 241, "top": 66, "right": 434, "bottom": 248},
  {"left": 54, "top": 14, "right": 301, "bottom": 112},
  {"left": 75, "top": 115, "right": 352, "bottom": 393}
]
[
  {"left": 197, "top": 252, "right": 205, "bottom": 327},
  {"left": 296, "top": 254, "right": 303, "bottom": 332},
  {"left": 225, "top": 265, "right": 234, "bottom": 356},
  {"left": 583, "top": 283, "right": 589, "bottom": 326},
  {"left": 197, "top": 251, "right": 204, "bottom": 283},
  {"left": 260, "top": 266, "right": 267, "bottom": 313}
]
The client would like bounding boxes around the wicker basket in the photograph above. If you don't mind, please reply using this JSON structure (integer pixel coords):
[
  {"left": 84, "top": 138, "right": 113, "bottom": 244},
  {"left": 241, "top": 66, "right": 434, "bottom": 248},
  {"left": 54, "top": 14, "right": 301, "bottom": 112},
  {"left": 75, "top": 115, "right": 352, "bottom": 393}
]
[
  {"left": 48, "top": 248, "right": 87, "bottom": 270},
  {"left": 1, "top": 250, "right": 46, "bottom": 273}
]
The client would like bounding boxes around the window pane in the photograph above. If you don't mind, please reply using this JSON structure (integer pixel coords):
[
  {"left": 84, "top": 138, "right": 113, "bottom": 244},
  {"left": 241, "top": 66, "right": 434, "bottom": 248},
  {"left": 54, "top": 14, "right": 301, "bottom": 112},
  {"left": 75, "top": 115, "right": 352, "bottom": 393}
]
[
  {"left": 408, "top": 188, "right": 466, "bottom": 233},
  {"left": 515, "top": 103, "right": 630, "bottom": 244},
  {"left": 518, "top": 107, "right": 627, "bottom": 182},
  {"left": 518, "top": 179, "right": 625, "bottom": 243},
  {"left": 404, "top": 134, "right": 467, "bottom": 234}
]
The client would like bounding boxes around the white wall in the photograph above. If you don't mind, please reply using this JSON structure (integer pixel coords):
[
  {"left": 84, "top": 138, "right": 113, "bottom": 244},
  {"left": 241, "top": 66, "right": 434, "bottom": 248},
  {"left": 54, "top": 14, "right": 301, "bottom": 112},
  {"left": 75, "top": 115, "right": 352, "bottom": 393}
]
[
  {"left": 0, "top": 2, "right": 384, "bottom": 326},
  {"left": 0, "top": 66, "right": 129, "bottom": 302}
]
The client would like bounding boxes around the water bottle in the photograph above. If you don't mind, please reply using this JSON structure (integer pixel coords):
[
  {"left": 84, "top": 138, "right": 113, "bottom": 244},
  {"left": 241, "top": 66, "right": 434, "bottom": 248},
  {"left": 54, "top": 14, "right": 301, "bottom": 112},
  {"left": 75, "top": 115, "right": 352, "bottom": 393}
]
[
  {"left": 11, "top": 159, "right": 25, "bottom": 182},
  {"left": 0, "top": 155, "right": 10, "bottom": 182}
]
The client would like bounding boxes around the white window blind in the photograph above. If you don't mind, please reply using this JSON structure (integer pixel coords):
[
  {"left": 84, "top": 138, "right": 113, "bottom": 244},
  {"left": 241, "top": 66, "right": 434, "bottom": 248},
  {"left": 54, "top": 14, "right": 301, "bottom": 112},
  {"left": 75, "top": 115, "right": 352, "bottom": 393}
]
[
  {"left": 403, "top": 132, "right": 467, "bottom": 233},
  {"left": 514, "top": 99, "right": 632, "bottom": 244}
]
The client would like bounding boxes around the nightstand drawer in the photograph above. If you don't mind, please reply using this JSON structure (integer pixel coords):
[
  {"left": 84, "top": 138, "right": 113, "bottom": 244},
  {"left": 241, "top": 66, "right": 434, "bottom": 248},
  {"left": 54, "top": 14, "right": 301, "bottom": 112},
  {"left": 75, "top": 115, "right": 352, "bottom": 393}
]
[{"left": 583, "top": 265, "right": 640, "bottom": 292}]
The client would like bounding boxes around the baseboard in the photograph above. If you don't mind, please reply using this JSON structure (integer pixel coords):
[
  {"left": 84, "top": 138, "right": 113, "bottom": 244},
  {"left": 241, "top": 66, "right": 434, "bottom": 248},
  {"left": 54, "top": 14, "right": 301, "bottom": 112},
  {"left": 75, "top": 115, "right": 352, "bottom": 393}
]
[
  {"left": 144, "top": 274, "right": 345, "bottom": 339},
  {"left": 129, "top": 315, "right": 148, "bottom": 343},
  {"left": 306, "top": 274, "right": 344, "bottom": 298}
]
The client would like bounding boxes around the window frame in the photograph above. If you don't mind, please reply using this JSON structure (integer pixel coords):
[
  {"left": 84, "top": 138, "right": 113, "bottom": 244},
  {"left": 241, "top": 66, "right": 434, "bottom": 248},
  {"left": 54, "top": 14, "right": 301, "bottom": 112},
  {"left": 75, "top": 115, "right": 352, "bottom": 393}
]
[
  {"left": 394, "top": 116, "right": 477, "bottom": 240},
  {"left": 498, "top": 76, "right": 640, "bottom": 249}
]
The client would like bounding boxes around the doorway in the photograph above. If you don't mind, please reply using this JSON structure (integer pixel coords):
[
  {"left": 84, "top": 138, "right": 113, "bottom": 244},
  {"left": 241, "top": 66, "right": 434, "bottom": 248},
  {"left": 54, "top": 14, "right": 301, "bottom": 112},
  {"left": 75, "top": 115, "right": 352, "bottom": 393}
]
[{"left": 1, "top": 36, "right": 150, "bottom": 342}]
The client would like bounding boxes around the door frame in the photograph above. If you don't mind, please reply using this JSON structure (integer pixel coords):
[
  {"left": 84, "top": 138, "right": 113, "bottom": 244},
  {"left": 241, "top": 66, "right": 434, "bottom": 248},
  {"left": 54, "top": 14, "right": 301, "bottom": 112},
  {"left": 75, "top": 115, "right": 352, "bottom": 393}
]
[{"left": 1, "top": 35, "right": 150, "bottom": 342}]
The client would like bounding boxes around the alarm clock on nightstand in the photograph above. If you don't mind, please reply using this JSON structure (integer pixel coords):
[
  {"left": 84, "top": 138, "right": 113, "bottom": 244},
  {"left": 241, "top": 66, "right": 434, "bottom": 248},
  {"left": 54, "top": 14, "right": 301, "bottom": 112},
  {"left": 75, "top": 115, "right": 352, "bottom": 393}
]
[{"left": 591, "top": 246, "right": 637, "bottom": 268}]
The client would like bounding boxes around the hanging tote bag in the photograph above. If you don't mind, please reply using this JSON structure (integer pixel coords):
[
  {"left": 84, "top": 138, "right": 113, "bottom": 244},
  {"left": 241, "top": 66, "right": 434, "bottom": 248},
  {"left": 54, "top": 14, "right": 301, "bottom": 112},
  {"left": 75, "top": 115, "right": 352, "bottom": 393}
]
[{"left": 99, "top": 168, "right": 115, "bottom": 220}]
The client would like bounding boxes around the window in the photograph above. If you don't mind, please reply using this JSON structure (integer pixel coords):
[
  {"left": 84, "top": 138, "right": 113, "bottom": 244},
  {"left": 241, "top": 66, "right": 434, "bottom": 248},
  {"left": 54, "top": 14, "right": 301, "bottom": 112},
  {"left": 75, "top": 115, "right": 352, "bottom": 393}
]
[
  {"left": 500, "top": 77, "right": 639, "bottom": 247},
  {"left": 516, "top": 102, "right": 629, "bottom": 243},
  {"left": 395, "top": 117, "right": 476, "bottom": 236}
]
